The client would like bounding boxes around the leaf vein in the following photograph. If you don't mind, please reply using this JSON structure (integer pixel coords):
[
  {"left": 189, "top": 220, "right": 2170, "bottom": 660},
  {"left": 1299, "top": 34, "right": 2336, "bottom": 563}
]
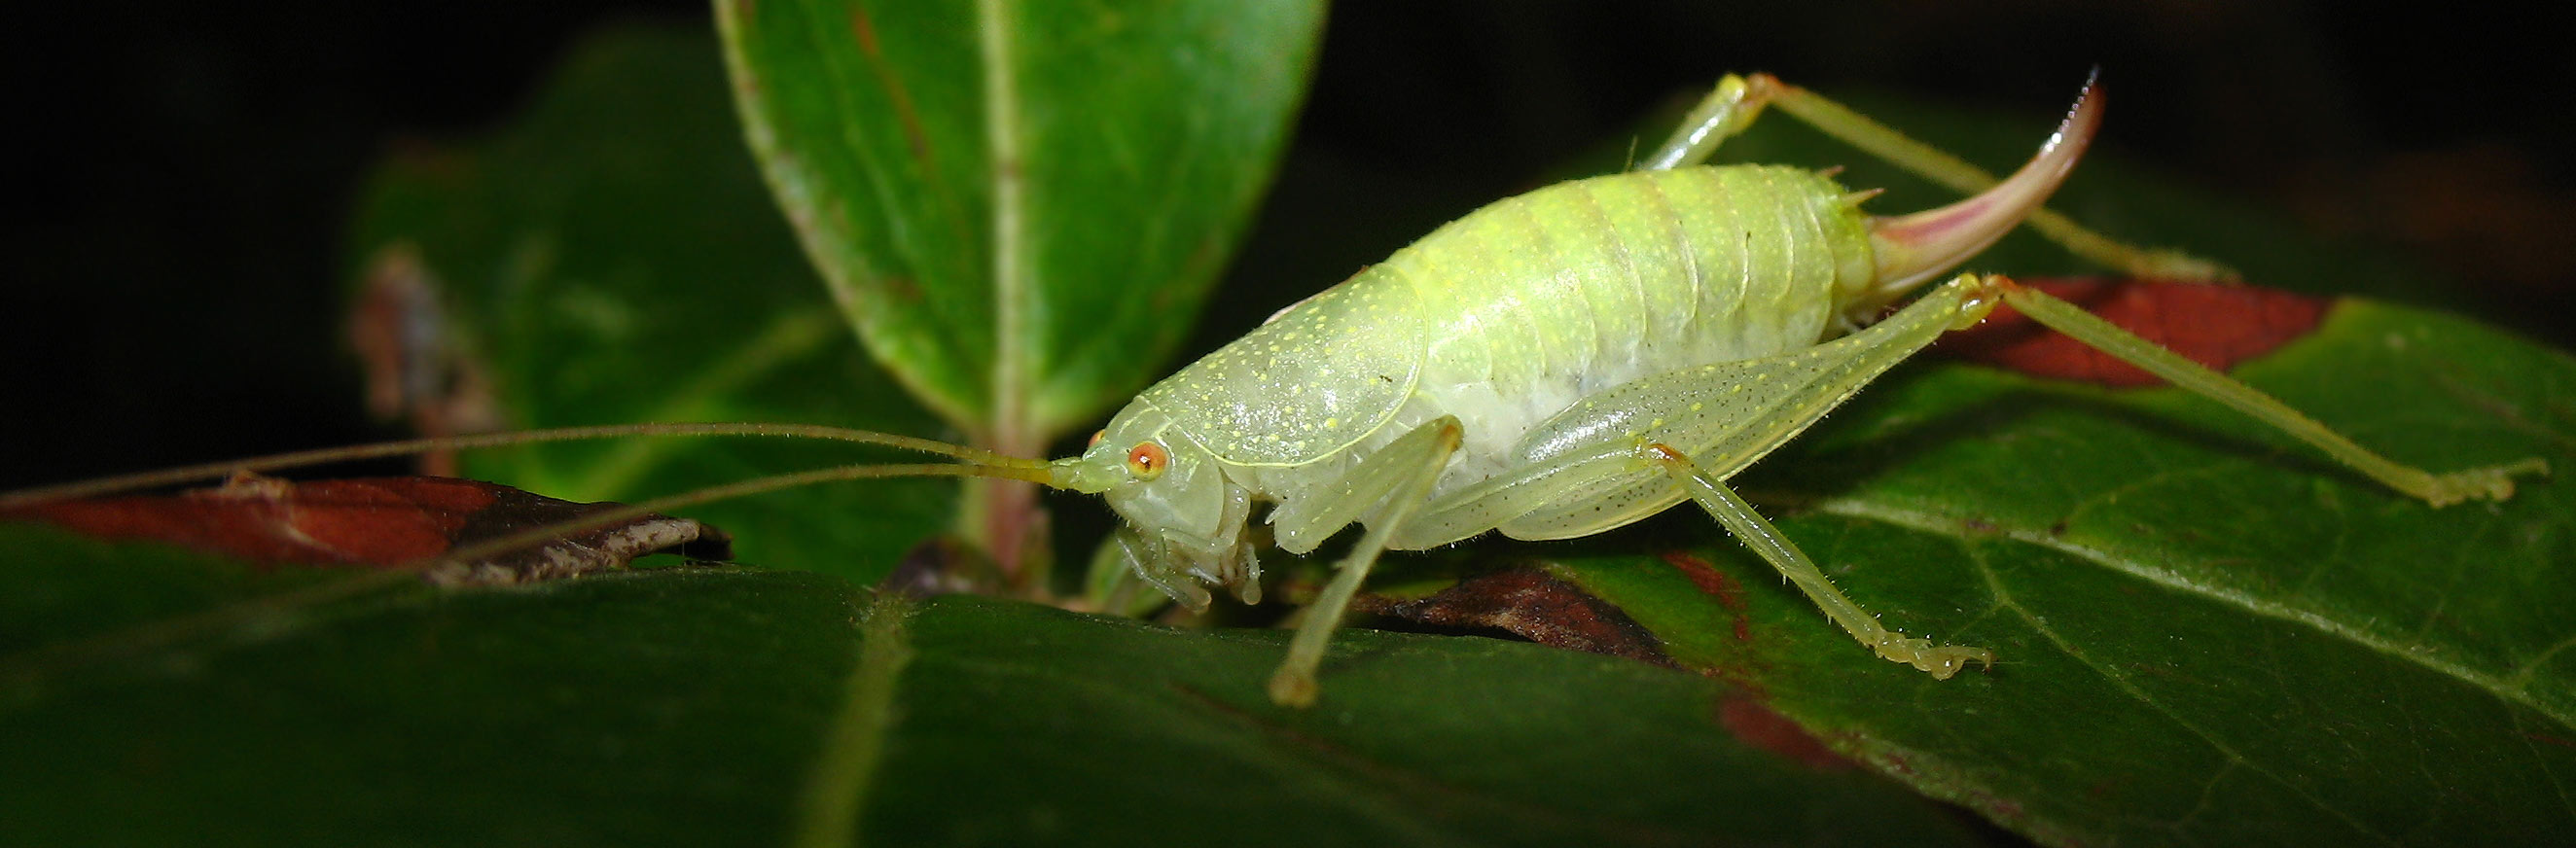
[
  {"left": 1823, "top": 498, "right": 2576, "bottom": 730},
  {"left": 1970, "top": 546, "right": 2400, "bottom": 844},
  {"left": 791, "top": 588, "right": 914, "bottom": 848}
]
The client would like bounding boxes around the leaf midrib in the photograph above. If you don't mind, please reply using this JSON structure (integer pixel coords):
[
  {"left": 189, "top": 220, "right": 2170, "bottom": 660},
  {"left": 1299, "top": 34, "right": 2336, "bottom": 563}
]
[
  {"left": 977, "top": 0, "right": 1032, "bottom": 450},
  {"left": 791, "top": 588, "right": 914, "bottom": 848}
]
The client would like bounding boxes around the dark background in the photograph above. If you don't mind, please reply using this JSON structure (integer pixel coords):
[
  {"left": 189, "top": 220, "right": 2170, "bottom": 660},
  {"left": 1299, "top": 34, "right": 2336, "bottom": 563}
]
[{"left": 7, "top": 1, "right": 2569, "bottom": 489}]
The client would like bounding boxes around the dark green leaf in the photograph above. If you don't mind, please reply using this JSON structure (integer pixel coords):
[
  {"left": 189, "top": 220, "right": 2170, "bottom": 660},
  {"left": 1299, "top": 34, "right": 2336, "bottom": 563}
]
[
  {"left": 0, "top": 523, "right": 1989, "bottom": 847},
  {"left": 1551, "top": 300, "right": 2576, "bottom": 844},
  {"left": 715, "top": 0, "right": 1326, "bottom": 445}
]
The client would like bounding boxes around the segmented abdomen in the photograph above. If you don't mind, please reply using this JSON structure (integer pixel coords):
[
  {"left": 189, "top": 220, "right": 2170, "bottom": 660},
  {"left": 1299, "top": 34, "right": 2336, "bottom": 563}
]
[
  {"left": 1386, "top": 164, "right": 1877, "bottom": 472},
  {"left": 1136, "top": 163, "right": 1875, "bottom": 473}
]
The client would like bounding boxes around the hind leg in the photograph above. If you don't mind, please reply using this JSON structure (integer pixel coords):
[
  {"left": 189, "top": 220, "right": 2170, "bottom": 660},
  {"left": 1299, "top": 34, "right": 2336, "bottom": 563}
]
[
  {"left": 1990, "top": 280, "right": 2547, "bottom": 505},
  {"left": 1639, "top": 73, "right": 2233, "bottom": 282}
]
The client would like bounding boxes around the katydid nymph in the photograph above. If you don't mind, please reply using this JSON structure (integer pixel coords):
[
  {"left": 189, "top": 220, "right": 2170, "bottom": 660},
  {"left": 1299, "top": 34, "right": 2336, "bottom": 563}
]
[{"left": 5, "top": 74, "right": 2547, "bottom": 709}]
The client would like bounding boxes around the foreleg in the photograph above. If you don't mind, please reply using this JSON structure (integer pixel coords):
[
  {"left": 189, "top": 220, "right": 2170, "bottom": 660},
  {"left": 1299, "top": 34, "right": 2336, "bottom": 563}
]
[{"left": 1267, "top": 416, "right": 1464, "bottom": 708}]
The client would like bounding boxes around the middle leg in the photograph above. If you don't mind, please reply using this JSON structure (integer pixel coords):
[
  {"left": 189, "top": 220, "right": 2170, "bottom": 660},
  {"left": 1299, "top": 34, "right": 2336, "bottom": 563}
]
[{"left": 1644, "top": 441, "right": 1992, "bottom": 678}]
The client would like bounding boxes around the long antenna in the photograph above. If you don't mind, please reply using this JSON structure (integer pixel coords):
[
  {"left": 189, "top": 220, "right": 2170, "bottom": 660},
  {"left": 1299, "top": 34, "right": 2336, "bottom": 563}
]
[
  {"left": 0, "top": 445, "right": 1069, "bottom": 682},
  {"left": 428, "top": 461, "right": 1055, "bottom": 572},
  {"left": 0, "top": 422, "right": 1053, "bottom": 508}
]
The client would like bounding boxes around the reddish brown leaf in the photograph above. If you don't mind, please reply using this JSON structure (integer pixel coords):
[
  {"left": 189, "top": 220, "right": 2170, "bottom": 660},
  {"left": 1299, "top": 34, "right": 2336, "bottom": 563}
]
[
  {"left": 1360, "top": 567, "right": 1672, "bottom": 666},
  {"left": 1718, "top": 696, "right": 1855, "bottom": 771},
  {"left": 1659, "top": 550, "right": 1757, "bottom": 645},
  {"left": 3, "top": 474, "right": 730, "bottom": 585},
  {"left": 1941, "top": 277, "right": 2332, "bottom": 387}
]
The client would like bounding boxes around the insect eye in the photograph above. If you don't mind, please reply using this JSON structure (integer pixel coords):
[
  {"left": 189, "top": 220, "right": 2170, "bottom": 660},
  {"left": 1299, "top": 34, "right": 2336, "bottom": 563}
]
[{"left": 1125, "top": 442, "right": 1169, "bottom": 479}]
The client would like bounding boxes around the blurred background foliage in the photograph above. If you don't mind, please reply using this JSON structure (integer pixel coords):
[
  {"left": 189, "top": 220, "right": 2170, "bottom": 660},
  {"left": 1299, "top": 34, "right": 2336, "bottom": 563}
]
[{"left": 7, "top": 0, "right": 2569, "bottom": 486}]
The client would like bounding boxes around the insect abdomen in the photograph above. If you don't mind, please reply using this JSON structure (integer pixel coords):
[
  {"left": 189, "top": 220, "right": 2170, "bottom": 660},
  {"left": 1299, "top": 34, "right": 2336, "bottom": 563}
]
[
  {"left": 1134, "top": 164, "right": 1875, "bottom": 471},
  {"left": 1387, "top": 165, "right": 1877, "bottom": 466},
  {"left": 1402, "top": 166, "right": 1871, "bottom": 376}
]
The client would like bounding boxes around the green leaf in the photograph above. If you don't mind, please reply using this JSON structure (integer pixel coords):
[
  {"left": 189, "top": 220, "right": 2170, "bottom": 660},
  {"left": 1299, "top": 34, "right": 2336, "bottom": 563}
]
[
  {"left": 0, "top": 523, "right": 1990, "bottom": 847},
  {"left": 1550, "top": 300, "right": 2576, "bottom": 844},
  {"left": 347, "top": 26, "right": 949, "bottom": 581},
  {"left": 714, "top": 0, "right": 1326, "bottom": 448}
]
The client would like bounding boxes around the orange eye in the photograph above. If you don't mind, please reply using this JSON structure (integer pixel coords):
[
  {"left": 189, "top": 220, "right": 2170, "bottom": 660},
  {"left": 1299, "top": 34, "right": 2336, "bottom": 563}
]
[{"left": 1125, "top": 442, "right": 1169, "bottom": 479}]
